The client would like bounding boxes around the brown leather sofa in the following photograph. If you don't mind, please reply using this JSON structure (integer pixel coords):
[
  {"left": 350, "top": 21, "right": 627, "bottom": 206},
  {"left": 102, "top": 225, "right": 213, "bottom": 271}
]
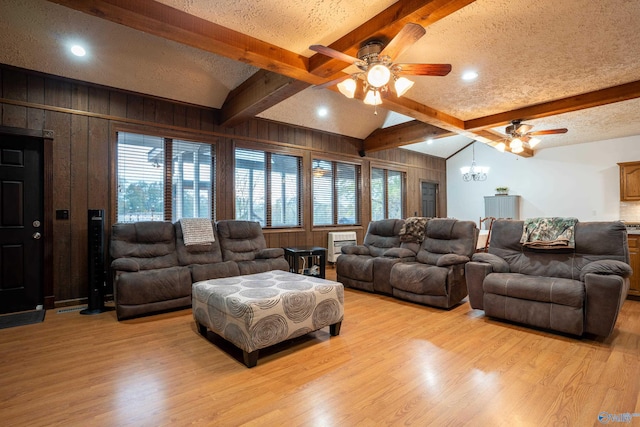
[
  {"left": 465, "top": 219, "right": 631, "bottom": 337},
  {"left": 337, "top": 218, "right": 478, "bottom": 309},
  {"left": 110, "top": 220, "right": 289, "bottom": 320}
]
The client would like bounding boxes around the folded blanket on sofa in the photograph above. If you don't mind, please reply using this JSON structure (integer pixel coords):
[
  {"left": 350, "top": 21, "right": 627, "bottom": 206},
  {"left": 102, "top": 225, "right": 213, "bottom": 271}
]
[
  {"left": 180, "top": 218, "right": 215, "bottom": 246},
  {"left": 520, "top": 217, "right": 578, "bottom": 249},
  {"left": 399, "top": 217, "right": 430, "bottom": 243}
]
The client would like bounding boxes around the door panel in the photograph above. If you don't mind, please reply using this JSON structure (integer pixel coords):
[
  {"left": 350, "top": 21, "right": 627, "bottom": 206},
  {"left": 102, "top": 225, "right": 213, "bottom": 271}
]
[
  {"left": 421, "top": 182, "right": 437, "bottom": 218},
  {"left": 0, "top": 134, "right": 43, "bottom": 314}
]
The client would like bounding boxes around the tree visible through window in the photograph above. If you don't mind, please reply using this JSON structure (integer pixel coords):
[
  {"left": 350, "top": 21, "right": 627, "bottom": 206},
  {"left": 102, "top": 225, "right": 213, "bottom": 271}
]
[
  {"left": 116, "top": 132, "right": 214, "bottom": 223},
  {"left": 371, "top": 167, "right": 404, "bottom": 220},
  {"left": 235, "top": 147, "right": 301, "bottom": 227}
]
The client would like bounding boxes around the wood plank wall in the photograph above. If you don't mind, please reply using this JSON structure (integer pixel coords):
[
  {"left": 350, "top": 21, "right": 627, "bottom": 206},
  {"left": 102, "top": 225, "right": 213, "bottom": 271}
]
[{"left": 0, "top": 64, "right": 447, "bottom": 306}]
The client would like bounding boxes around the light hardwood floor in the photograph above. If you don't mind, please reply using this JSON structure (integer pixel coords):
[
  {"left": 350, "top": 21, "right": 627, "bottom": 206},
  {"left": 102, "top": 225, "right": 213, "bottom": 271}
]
[{"left": 1, "top": 268, "right": 639, "bottom": 426}]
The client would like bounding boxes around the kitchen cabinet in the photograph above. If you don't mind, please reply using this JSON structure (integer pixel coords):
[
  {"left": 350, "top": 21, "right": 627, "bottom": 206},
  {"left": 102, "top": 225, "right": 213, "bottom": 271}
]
[
  {"left": 484, "top": 195, "right": 520, "bottom": 220},
  {"left": 618, "top": 161, "right": 640, "bottom": 201},
  {"left": 627, "top": 234, "right": 640, "bottom": 298}
]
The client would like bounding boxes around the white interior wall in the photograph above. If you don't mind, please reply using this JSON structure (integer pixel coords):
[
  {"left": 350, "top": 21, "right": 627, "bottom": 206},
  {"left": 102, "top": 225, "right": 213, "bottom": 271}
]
[{"left": 446, "top": 135, "right": 640, "bottom": 223}]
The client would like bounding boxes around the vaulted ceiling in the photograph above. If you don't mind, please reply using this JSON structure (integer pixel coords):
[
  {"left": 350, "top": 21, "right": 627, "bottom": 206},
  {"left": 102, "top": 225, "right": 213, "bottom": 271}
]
[{"left": 2, "top": 0, "right": 640, "bottom": 158}]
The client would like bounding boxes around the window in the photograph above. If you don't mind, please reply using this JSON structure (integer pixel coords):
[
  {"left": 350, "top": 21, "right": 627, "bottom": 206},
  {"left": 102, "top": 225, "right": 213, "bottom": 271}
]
[
  {"left": 371, "top": 167, "right": 405, "bottom": 220},
  {"left": 116, "top": 132, "right": 214, "bottom": 223},
  {"left": 313, "top": 159, "right": 359, "bottom": 226},
  {"left": 235, "top": 147, "right": 301, "bottom": 227}
]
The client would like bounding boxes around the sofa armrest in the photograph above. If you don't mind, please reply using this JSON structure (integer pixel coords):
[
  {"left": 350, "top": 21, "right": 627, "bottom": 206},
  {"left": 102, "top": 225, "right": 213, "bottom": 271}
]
[
  {"left": 584, "top": 273, "right": 630, "bottom": 337},
  {"left": 471, "top": 252, "right": 510, "bottom": 273},
  {"left": 256, "top": 248, "right": 284, "bottom": 259},
  {"left": 579, "top": 260, "right": 632, "bottom": 281},
  {"left": 111, "top": 258, "right": 140, "bottom": 272},
  {"left": 342, "top": 245, "right": 369, "bottom": 255},
  {"left": 383, "top": 247, "right": 416, "bottom": 260},
  {"left": 436, "top": 254, "right": 470, "bottom": 267},
  {"left": 465, "top": 261, "right": 494, "bottom": 310}
]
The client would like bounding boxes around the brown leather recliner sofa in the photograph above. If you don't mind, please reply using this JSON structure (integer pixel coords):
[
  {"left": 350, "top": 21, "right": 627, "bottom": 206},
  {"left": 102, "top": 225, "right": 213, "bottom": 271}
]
[
  {"left": 110, "top": 220, "right": 289, "bottom": 320},
  {"left": 337, "top": 218, "right": 478, "bottom": 308},
  {"left": 465, "top": 219, "right": 631, "bottom": 337}
]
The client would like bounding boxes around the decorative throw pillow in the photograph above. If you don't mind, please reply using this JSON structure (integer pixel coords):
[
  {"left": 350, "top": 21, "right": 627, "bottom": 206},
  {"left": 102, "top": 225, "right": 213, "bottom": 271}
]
[{"left": 399, "top": 217, "right": 429, "bottom": 243}]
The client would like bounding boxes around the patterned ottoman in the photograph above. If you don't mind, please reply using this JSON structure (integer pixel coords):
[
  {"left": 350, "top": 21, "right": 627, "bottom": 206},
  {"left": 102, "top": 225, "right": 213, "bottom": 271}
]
[{"left": 192, "top": 270, "right": 344, "bottom": 367}]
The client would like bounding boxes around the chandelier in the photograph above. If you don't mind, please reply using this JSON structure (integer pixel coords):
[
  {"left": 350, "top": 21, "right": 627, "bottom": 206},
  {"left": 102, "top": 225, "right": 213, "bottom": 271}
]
[
  {"left": 335, "top": 42, "right": 414, "bottom": 106},
  {"left": 461, "top": 141, "right": 489, "bottom": 182}
]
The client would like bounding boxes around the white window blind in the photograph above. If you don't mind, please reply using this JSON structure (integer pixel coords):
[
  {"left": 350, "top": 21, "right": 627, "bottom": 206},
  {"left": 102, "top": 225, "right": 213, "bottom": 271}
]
[{"left": 313, "top": 159, "right": 358, "bottom": 226}]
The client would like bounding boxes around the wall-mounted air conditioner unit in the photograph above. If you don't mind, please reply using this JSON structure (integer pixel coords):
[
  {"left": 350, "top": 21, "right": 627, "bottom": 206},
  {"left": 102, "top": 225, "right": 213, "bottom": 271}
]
[{"left": 327, "top": 231, "right": 357, "bottom": 263}]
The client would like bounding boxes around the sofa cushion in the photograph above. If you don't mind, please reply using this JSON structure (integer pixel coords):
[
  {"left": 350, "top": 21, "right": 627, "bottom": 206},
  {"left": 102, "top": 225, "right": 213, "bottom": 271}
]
[
  {"left": 391, "top": 263, "right": 449, "bottom": 296},
  {"left": 363, "top": 219, "right": 404, "bottom": 257},
  {"left": 483, "top": 273, "right": 584, "bottom": 308},
  {"left": 337, "top": 254, "right": 375, "bottom": 282}
]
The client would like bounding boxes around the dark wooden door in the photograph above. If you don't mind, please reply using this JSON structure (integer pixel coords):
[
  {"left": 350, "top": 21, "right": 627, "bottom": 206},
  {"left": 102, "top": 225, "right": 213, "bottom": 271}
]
[
  {"left": 421, "top": 182, "right": 437, "bottom": 217},
  {"left": 0, "top": 133, "right": 44, "bottom": 313}
]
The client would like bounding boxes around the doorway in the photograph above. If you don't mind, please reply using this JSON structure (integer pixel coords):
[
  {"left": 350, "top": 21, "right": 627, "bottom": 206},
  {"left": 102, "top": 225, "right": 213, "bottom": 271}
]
[
  {"left": 421, "top": 181, "right": 437, "bottom": 218},
  {"left": 0, "top": 132, "right": 45, "bottom": 313}
]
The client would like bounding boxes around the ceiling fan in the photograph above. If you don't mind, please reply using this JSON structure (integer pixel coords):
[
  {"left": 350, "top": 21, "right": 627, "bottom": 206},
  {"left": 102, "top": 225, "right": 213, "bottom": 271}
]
[
  {"left": 500, "top": 119, "right": 568, "bottom": 153},
  {"left": 309, "top": 23, "right": 451, "bottom": 107}
]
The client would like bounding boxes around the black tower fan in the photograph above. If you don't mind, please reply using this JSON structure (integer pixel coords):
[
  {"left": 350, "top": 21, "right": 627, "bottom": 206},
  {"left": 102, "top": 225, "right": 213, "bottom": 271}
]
[{"left": 80, "top": 209, "right": 106, "bottom": 314}]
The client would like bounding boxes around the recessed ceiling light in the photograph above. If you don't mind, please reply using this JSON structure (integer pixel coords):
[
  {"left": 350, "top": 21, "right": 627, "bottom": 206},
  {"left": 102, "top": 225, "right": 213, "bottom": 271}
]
[
  {"left": 462, "top": 71, "right": 478, "bottom": 81},
  {"left": 317, "top": 107, "right": 328, "bottom": 117},
  {"left": 70, "top": 45, "right": 86, "bottom": 57},
  {"left": 426, "top": 138, "right": 434, "bottom": 145}
]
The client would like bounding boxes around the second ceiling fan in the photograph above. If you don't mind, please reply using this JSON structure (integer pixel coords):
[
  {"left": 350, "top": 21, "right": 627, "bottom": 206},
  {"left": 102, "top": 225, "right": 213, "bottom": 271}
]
[
  {"left": 501, "top": 119, "right": 568, "bottom": 153},
  {"left": 310, "top": 23, "right": 452, "bottom": 106}
]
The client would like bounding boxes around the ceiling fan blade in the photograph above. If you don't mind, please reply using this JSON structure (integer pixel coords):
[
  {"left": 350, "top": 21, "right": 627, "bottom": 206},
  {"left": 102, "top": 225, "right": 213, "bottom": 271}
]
[
  {"left": 395, "top": 63, "right": 452, "bottom": 76},
  {"left": 379, "top": 23, "right": 426, "bottom": 59},
  {"left": 309, "top": 45, "right": 361, "bottom": 65},
  {"left": 528, "top": 128, "right": 568, "bottom": 136},
  {"left": 313, "top": 74, "right": 351, "bottom": 90},
  {"left": 516, "top": 124, "right": 533, "bottom": 134}
]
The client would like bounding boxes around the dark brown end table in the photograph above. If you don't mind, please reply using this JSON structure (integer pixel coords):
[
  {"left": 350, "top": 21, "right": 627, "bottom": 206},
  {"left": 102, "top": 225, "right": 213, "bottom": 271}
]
[{"left": 283, "top": 246, "right": 327, "bottom": 279}]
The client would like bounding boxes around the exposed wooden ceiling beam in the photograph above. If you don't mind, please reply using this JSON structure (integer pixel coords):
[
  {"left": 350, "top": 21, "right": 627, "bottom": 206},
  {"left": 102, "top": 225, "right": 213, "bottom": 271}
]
[
  {"left": 464, "top": 80, "right": 640, "bottom": 131},
  {"left": 363, "top": 121, "right": 454, "bottom": 153},
  {"left": 308, "top": 0, "right": 477, "bottom": 78},
  {"left": 48, "top": 0, "right": 473, "bottom": 133},
  {"left": 219, "top": 70, "right": 310, "bottom": 127},
  {"left": 47, "top": 0, "right": 318, "bottom": 83}
]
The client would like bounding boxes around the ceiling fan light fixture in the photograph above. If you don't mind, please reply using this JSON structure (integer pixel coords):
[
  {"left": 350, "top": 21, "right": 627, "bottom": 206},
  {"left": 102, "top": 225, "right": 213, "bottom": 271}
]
[
  {"left": 367, "top": 64, "right": 391, "bottom": 87},
  {"left": 528, "top": 137, "right": 541, "bottom": 148},
  {"left": 510, "top": 138, "right": 523, "bottom": 150},
  {"left": 511, "top": 145, "right": 524, "bottom": 154},
  {"left": 337, "top": 77, "right": 357, "bottom": 98},
  {"left": 495, "top": 142, "right": 506, "bottom": 152},
  {"left": 394, "top": 76, "right": 414, "bottom": 97},
  {"left": 363, "top": 89, "right": 382, "bottom": 106}
]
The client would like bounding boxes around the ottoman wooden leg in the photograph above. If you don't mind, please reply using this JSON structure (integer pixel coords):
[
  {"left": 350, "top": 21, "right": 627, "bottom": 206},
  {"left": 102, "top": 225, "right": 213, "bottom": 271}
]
[
  {"left": 330, "top": 321, "right": 342, "bottom": 336},
  {"left": 243, "top": 350, "right": 259, "bottom": 368},
  {"left": 197, "top": 322, "right": 207, "bottom": 336}
]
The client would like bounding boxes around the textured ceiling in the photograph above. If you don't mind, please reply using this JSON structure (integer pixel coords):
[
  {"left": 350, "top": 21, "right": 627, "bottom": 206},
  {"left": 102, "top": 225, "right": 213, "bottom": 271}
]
[{"left": 1, "top": 0, "right": 640, "bottom": 158}]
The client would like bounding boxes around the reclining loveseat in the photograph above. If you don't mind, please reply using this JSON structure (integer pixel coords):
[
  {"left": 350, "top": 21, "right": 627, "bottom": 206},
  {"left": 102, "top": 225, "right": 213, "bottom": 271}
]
[
  {"left": 465, "top": 219, "right": 631, "bottom": 337},
  {"left": 337, "top": 218, "right": 478, "bottom": 308}
]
